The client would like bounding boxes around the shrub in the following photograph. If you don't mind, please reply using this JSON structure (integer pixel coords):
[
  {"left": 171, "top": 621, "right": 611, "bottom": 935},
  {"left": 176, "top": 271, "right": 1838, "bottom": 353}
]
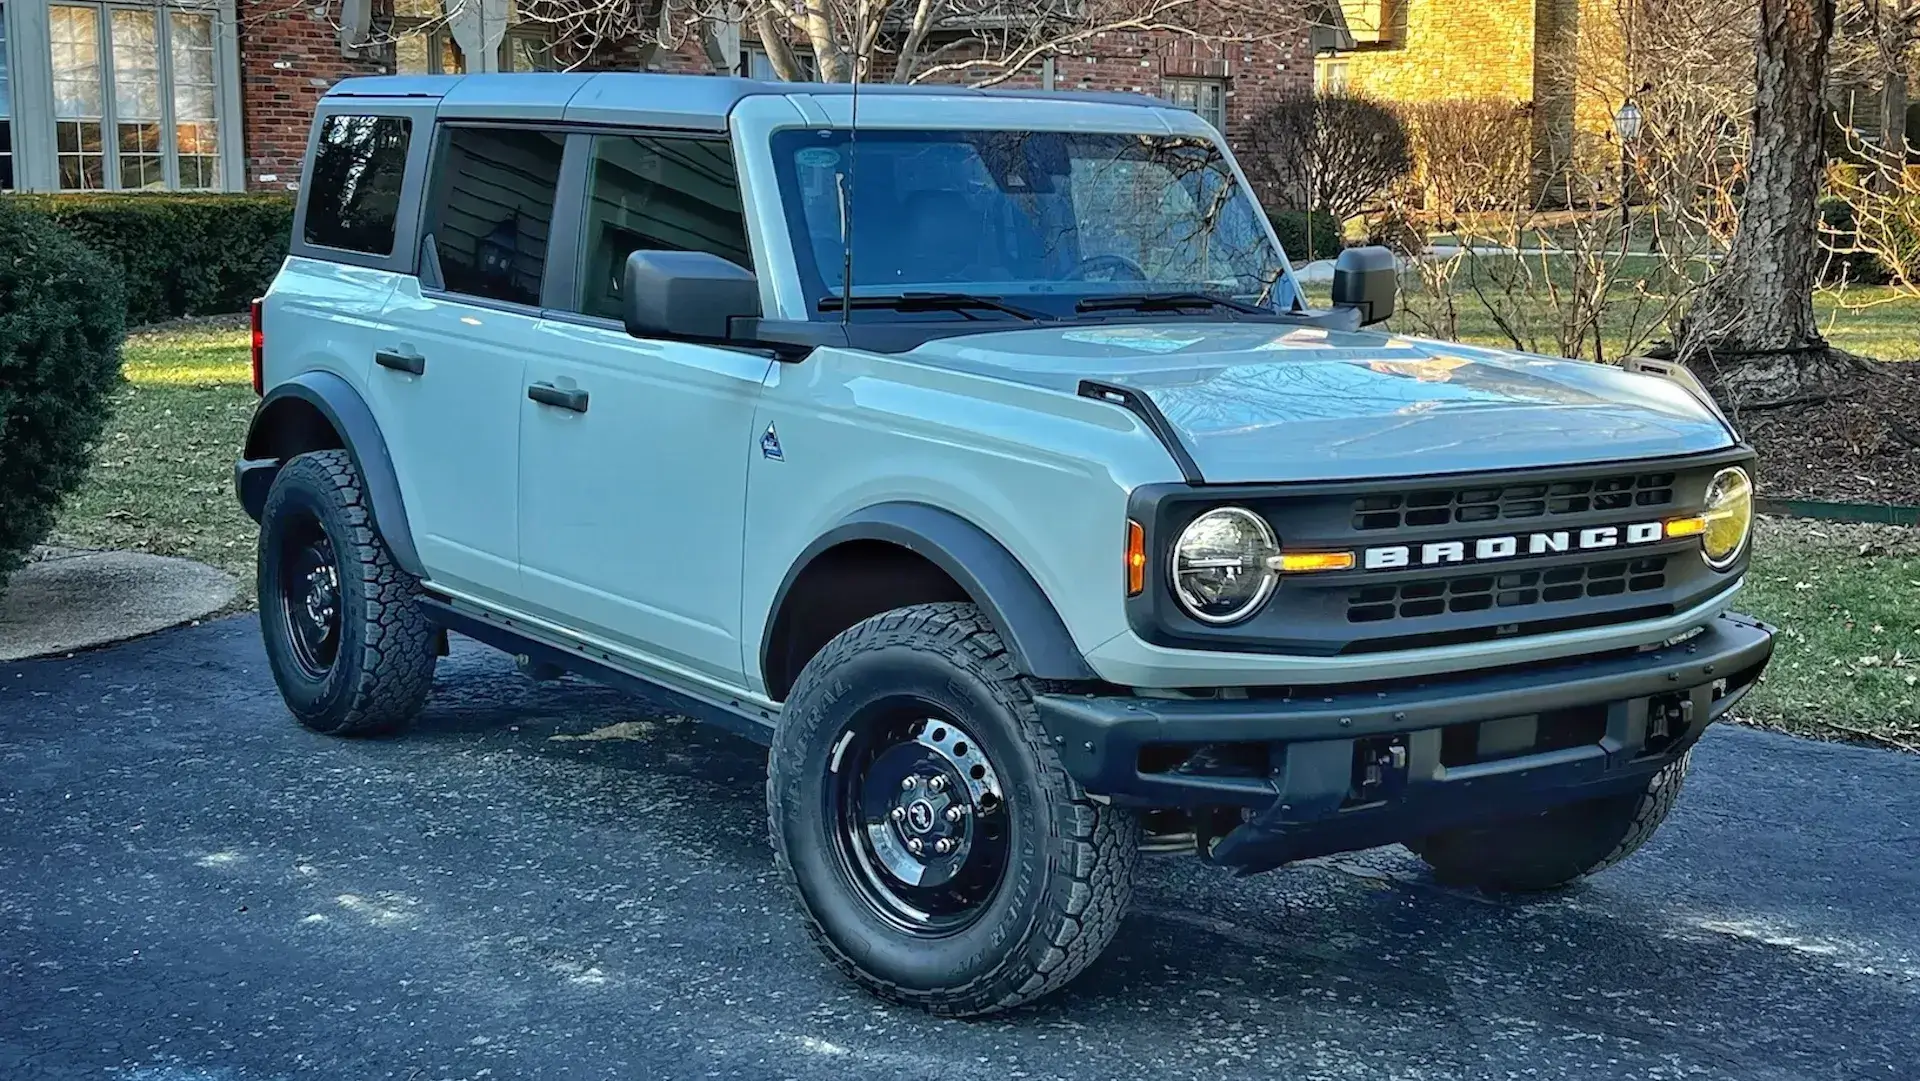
[
  {"left": 1818, "top": 194, "right": 1892, "bottom": 285},
  {"left": 0, "top": 198, "right": 127, "bottom": 588},
  {"left": 1268, "top": 209, "right": 1344, "bottom": 263},
  {"left": 1244, "top": 90, "right": 1414, "bottom": 226},
  {"left": 12, "top": 193, "right": 293, "bottom": 327},
  {"left": 1398, "top": 99, "right": 1536, "bottom": 216}
]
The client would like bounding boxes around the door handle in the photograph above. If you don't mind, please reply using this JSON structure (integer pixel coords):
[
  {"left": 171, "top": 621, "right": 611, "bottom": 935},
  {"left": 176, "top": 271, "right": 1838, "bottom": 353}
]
[
  {"left": 527, "top": 382, "right": 589, "bottom": 414},
  {"left": 376, "top": 349, "right": 426, "bottom": 375}
]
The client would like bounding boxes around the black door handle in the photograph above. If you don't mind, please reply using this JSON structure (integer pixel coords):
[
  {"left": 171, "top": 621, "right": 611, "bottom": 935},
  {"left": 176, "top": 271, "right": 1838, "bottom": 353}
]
[
  {"left": 376, "top": 349, "right": 426, "bottom": 375},
  {"left": 527, "top": 382, "right": 589, "bottom": 413}
]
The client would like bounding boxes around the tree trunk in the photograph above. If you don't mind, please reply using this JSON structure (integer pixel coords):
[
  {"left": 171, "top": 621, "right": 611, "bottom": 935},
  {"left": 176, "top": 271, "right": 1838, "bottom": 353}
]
[
  {"left": 1883, "top": 69, "right": 1910, "bottom": 162},
  {"left": 1681, "top": 0, "right": 1841, "bottom": 403}
]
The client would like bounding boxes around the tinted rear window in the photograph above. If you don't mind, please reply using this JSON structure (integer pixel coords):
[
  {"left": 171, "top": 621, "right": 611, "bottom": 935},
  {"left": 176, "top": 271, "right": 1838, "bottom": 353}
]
[{"left": 304, "top": 114, "right": 412, "bottom": 255}]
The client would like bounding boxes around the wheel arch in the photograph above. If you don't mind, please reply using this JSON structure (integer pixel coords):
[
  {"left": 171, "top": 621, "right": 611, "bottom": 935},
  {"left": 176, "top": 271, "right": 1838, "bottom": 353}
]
[
  {"left": 238, "top": 371, "right": 423, "bottom": 578},
  {"left": 760, "top": 503, "right": 1097, "bottom": 701}
]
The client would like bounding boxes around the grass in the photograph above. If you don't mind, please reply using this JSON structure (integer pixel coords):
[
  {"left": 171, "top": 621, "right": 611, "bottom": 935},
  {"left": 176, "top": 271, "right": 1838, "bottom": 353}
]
[
  {"left": 49, "top": 317, "right": 1920, "bottom": 750},
  {"left": 1305, "top": 272, "right": 1920, "bottom": 362},
  {"left": 50, "top": 319, "right": 260, "bottom": 605},
  {"left": 1739, "top": 530, "right": 1920, "bottom": 751}
]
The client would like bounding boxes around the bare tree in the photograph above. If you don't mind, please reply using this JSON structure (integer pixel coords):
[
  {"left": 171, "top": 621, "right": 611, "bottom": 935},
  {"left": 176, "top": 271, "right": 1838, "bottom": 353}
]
[
  {"left": 1833, "top": 0, "right": 1919, "bottom": 171},
  {"left": 1243, "top": 90, "right": 1413, "bottom": 238},
  {"left": 1678, "top": 0, "right": 1849, "bottom": 402}
]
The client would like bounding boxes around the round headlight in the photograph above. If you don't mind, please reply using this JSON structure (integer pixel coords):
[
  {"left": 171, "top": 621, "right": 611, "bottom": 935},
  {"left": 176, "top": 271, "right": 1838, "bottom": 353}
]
[
  {"left": 1701, "top": 466, "right": 1753, "bottom": 570},
  {"left": 1171, "top": 507, "right": 1279, "bottom": 624}
]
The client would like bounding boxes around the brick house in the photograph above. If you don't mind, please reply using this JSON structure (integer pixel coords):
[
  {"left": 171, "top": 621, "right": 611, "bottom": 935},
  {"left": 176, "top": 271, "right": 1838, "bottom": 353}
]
[{"left": 0, "top": 0, "right": 1316, "bottom": 194}]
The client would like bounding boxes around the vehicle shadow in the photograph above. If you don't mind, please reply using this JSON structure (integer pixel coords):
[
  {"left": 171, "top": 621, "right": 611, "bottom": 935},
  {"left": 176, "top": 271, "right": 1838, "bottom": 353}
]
[{"left": 401, "top": 641, "right": 1914, "bottom": 1079}]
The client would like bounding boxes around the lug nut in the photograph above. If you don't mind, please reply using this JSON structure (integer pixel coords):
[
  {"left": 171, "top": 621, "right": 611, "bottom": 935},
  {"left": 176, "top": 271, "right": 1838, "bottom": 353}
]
[
  {"left": 890, "top": 806, "right": 907, "bottom": 822},
  {"left": 934, "top": 839, "right": 954, "bottom": 855},
  {"left": 906, "top": 838, "right": 924, "bottom": 855},
  {"left": 901, "top": 775, "right": 918, "bottom": 791},
  {"left": 928, "top": 776, "right": 947, "bottom": 793},
  {"left": 945, "top": 806, "right": 966, "bottom": 822}
]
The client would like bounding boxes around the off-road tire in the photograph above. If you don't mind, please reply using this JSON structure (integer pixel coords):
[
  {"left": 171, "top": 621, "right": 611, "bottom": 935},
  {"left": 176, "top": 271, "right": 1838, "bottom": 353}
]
[
  {"left": 768, "top": 602, "right": 1140, "bottom": 1017},
  {"left": 258, "top": 449, "right": 437, "bottom": 737},
  {"left": 1408, "top": 750, "right": 1692, "bottom": 892}
]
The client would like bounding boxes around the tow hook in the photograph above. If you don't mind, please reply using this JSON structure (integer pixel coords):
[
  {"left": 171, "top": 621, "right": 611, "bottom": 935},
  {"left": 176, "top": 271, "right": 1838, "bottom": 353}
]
[
  {"left": 1348, "top": 735, "right": 1409, "bottom": 806},
  {"left": 1647, "top": 693, "right": 1693, "bottom": 752}
]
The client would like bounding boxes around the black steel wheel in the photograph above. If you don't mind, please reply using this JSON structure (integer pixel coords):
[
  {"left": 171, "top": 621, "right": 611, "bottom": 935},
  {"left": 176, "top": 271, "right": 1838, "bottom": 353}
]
[
  {"left": 276, "top": 516, "right": 341, "bottom": 679},
  {"left": 829, "top": 709, "right": 1010, "bottom": 937},
  {"left": 257, "top": 450, "right": 437, "bottom": 737},
  {"left": 769, "top": 602, "right": 1140, "bottom": 1017}
]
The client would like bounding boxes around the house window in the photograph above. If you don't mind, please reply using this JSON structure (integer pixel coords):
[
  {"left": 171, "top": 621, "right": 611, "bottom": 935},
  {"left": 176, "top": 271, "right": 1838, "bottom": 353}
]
[
  {"left": 742, "top": 44, "right": 815, "bottom": 81},
  {"left": 392, "top": 0, "right": 551, "bottom": 75},
  {"left": 46, "top": 2, "right": 223, "bottom": 191},
  {"left": 0, "top": 1, "right": 14, "bottom": 190},
  {"left": 1318, "top": 59, "right": 1351, "bottom": 95},
  {"left": 1163, "top": 77, "right": 1226, "bottom": 133}
]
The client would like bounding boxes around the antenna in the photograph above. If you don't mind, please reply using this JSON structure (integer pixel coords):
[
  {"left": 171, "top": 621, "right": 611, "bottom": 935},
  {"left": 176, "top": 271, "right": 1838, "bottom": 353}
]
[{"left": 836, "top": 10, "right": 864, "bottom": 326}]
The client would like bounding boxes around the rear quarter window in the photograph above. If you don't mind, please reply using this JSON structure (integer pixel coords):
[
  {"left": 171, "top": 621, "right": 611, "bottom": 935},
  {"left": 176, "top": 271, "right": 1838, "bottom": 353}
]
[{"left": 303, "top": 114, "right": 413, "bottom": 255}]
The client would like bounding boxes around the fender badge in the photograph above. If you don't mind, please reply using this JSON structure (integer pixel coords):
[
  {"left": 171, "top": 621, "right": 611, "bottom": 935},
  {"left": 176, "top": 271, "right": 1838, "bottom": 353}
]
[{"left": 761, "top": 423, "right": 785, "bottom": 462}]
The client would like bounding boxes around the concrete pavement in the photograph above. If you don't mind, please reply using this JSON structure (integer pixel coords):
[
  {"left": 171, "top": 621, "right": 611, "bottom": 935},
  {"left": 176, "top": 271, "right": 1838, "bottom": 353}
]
[{"left": 1, "top": 617, "right": 1914, "bottom": 1081}]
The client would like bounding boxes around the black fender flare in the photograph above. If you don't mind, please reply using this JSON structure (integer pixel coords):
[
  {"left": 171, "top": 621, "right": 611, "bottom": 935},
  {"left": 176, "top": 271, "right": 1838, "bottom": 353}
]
[
  {"left": 238, "top": 370, "right": 424, "bottom": 578},
  {"left": 763, "top": 502, "right": 1097, "bottom": 685}
]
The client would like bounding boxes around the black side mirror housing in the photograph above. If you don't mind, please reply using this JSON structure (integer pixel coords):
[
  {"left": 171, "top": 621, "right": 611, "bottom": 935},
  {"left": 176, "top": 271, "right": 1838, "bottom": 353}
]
[
  {"left": 623, "top": 250, "right": 760, "bottom": 341},
  {"left": 1330, "top": 245, "right": 1398, "bottom": 327}
]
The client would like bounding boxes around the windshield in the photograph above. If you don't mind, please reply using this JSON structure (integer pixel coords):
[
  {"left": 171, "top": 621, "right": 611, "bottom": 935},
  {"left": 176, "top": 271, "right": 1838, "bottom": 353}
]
[{"left": 770, "top": 128, "right": 1294, "bottom": 318}]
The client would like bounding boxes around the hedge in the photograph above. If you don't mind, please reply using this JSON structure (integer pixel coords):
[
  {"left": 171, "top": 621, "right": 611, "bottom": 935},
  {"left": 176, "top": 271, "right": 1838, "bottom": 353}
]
[
  {"left": 0, "top": 198, "right": 127, "bottom": 589},
  {"left": 7, "top": 193, "right": 294, "bottom": 327},
  {"left": 1268, "top": 209, "right": 1344, "bottom": 264}
]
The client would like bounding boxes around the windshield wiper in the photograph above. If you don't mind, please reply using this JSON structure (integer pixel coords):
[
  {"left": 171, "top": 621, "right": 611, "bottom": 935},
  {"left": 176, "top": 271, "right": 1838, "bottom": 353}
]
[
  {"left": 817, "top": 292, "right": 1050, "bottom": 321},
  {"left": 1074, "top": 291, "right": 1273, "bottom": 316}
]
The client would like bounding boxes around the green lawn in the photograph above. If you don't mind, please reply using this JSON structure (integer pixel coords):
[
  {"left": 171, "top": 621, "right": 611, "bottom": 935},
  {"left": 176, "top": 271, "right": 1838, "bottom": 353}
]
[
  {"left": 1305, "top": 276, "right": 1920, "bottom": 362},
  {"left": 50, "top": 319, "right": 260, "bottom": 605},
  {"left": 51, "top": 319, "right": 1920, "bottom": 750}
]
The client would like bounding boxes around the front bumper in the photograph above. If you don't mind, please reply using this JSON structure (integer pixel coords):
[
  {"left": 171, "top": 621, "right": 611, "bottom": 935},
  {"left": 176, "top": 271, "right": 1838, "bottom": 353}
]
[{"left": 1034, "top": 611, "right": 1774, "bottom": 872}]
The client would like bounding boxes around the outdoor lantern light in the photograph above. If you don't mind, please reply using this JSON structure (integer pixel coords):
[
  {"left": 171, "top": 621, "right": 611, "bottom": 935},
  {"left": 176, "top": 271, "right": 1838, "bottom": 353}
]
[{"left": 1614, "top": 99, "right": 1644, "bottom": 143}]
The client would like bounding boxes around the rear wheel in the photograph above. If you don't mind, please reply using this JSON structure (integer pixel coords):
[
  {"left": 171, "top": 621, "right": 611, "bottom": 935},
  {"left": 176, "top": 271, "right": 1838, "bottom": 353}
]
[
  {"left": 768, "top": 602, "right": 1139, "bottom": 1016},
  {"left": 258, "top": 450, "right": 437, "bottom": 737},
  {"left": 1408, "top": 751, "right": 1692, "bottom": 892}
]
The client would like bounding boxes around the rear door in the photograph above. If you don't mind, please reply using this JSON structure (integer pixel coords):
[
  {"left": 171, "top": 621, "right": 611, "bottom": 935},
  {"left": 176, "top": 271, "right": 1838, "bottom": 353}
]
[
  {"left": 515, "top": 130, "right": 771, "bottom": 686},
  {"left": 368, "top": 123, "right": 571, "bottom": 606}
]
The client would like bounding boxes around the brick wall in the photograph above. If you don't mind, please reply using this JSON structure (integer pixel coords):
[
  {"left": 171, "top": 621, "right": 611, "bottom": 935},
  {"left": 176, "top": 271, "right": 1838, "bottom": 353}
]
[
  {"left": 237, "top": 0, "right": 387, "bottom": 191},
  {"left": 233, "top": 9, "right": 1314, "bottom": 189}
]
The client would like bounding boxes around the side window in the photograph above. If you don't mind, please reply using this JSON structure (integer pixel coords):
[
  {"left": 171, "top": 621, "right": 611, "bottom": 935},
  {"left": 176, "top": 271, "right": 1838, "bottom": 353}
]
[
  {"left": 575, "top": 134, "right": 751, "bottom": 321},
  {"left": 424, "top": 125, "right": 565, "bottom": 307},
  {"left": 304, "top": 114, "right": 412, "bottom": 255}
]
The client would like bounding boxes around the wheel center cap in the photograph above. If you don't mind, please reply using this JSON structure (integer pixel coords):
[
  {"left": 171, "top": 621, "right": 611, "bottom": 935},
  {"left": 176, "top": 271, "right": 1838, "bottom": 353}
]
[{"left": 905, "top": 798, "right": 937, "bottom": 833}]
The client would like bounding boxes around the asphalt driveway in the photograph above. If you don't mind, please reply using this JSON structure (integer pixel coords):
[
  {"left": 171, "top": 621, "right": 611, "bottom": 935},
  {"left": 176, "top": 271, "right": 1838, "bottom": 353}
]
[{"left": 2, "top": 618, "right": 1915, "bottom": 1081}]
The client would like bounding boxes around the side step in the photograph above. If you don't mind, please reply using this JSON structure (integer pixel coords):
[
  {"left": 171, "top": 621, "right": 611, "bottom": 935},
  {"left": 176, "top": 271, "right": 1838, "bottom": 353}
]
[{"left": 416, "top": 595, "right": 779, "bottom": 746}]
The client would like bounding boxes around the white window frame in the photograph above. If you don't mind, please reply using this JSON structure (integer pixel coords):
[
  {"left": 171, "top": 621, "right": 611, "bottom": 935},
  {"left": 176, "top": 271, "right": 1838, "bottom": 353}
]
[
  {"left": 742, "top": 43, "right": 815, "bottom": 81},
  {"left": 1, "top": 1, "right": 17, "bottom": 190},
  {"left": 1, "top": 0, "right": 241, "bottom": 192},
  {"left": 1163, "top": 76, "right": 1227, "bottom": 134}
]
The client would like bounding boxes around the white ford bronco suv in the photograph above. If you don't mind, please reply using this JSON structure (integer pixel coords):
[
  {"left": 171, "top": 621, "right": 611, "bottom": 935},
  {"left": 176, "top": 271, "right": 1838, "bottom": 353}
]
[{"left": 238, "top": 73, "right": 1774, "bottom": 1016}]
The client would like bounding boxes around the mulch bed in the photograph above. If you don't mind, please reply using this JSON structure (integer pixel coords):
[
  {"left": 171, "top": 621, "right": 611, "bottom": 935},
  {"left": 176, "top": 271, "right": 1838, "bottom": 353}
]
[{"left": 1735, "top": 359, "right": 1920, "bottom": 505}]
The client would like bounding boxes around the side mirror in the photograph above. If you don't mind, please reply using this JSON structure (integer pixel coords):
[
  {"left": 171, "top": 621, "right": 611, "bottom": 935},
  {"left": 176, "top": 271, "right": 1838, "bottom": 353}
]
[
  {"left": 1330, "top": 246, "right": 1398, "bottom": 327},
  {"left": 623, "top": 250, "right": 760, "bottom": 341}
]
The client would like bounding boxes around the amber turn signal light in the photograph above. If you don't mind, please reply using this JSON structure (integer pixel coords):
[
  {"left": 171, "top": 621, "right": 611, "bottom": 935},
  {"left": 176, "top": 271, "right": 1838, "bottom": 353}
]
[
  {"left": 1126, "top": 520, "right": 1147, "bottom": 596},
  {"left": 1266, "top": 551, "right": 1356, "bottom": 573}
]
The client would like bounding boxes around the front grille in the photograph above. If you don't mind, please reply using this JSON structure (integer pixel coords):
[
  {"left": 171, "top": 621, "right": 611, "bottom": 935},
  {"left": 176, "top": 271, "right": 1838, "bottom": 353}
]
[
  {"left": 1352, "top": 472, "right": 1677, "bottom": 532},
  {"left": 1348, "top": 557, "right": 1670, "bottom": 623}
]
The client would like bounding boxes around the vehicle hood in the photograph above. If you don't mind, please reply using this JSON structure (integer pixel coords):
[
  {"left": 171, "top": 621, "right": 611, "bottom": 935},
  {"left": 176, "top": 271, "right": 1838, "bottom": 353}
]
[{"left": 904, "top": 322, "right": 1734, "bottom": 483}]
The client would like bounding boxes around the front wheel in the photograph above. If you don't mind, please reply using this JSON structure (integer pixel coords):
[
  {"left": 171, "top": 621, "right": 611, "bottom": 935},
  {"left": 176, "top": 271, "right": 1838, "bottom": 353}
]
[
  {"left": 1408, "top": 751, "right": 1692, "bottom": 892},
  {"left": 768, "top": 603, "right": 1140, "bottom": 1017}
]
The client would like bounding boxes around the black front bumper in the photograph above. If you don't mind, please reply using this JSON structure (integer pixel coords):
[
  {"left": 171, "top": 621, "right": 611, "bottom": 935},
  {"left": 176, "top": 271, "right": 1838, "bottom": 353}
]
[{"left": 1034, "top": 612, "right": 1774, "bottom": 872}]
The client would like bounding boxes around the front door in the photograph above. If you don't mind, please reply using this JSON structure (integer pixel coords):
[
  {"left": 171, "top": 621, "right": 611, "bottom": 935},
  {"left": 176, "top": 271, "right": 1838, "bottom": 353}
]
[
  {"left": 367, "top": 123, "right": 570, "bottom": 606},
  {"left": 515, "top": 130, "right": 769, "bottom": 686}
]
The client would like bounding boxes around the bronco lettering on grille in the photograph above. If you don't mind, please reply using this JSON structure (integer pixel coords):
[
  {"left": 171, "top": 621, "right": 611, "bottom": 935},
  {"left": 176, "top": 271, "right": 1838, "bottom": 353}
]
[{"left": 1363, "top": 522, "right": 1666, "bottom": 571}]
